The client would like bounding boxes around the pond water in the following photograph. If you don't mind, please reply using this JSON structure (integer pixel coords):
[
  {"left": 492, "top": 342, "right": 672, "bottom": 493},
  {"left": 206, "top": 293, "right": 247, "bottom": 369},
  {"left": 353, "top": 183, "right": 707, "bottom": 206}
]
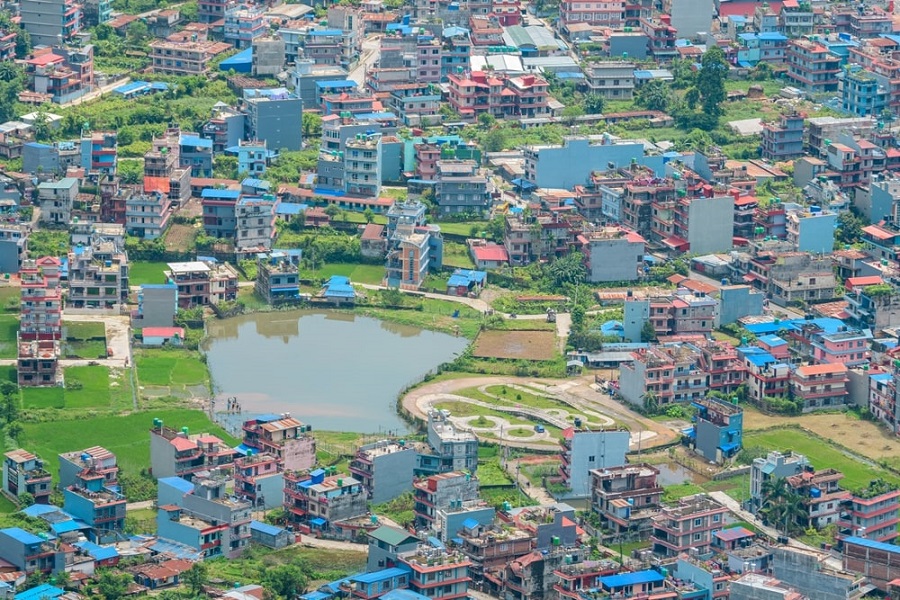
[
  {"left": 203, "top": 310, "right": 470, "bottom": 433},
  {"left": 654, "top": 461, "right": 708, "bottom": 486}
]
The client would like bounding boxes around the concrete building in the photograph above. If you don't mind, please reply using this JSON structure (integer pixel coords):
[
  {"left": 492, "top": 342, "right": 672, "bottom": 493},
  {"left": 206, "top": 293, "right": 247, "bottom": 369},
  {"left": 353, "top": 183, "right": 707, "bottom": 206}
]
[
  {"left": 233, "top": 452, "right": 283, "bottom": 509},
  {"left": 19, "top": 0, "right": 81, "bottom": 48},
  {"left": 0, "top": 528, "right": 64, "bottom": 574},
  {"left": 2, "top": 450, "right": 51, "bottom": 504},
  {"left": 760, "top": 112, "right": 804, "bottom": 161},
  {"left": 164, "top": 260, "right": 238, "bottom": 308},
  {"left": 786, "top": 37, "right": 840, "bottom": 94},
  {"left": 384, "top": 201, "right": 443, "bottom": 290},
  {"left": 367, "top": 525, "right": 420, "bottom": 572},
  {"left": 651, "top": 494, "right": 729, "bottom": 557},
  {"left": 149, "top": 421, "right": 238, "bottom": 480},
  {"left": 281, "top": 470, "right": 368, "bottom": 535},
  {"left": 580, "top": 226, "right": 644, "bottom": 283},
  {"left": 558, "top": 428, "right": 629, "bottom": 499},
  {"left": 58, "top": 446, "right": 118, "bottom": 495},
  {"left": 17, "top": 258, "right": 62, "bottom": 388},
  {"left": 842, "top": 484, "right": 900, "bottom": 543},
  {"left": 224, "top": 5, "right": 265, "bottom": 49},
  {"left": 717, "top": 285, "right": 765, "bottom": 327},
  {"left": 255, "top": 251, "right": 301, "bottom": 303},
  {"left": 0, "top": 225, "right": 28, "bottom": 275},
  {"left": 523, "top": 136, "right": 668, "bottom": 191},
  {"left": 842, "top": 536, "right": 900, "bottom": 592},
  {"left": 420, "top": 409, "right": 478, "bottom": 475},
  {"left": 38, "top": 178, "right": 78, "bottom": 225},
  {"left": 687, "top": 397, "right": 743, "bottom": 464},
  {"left": 149, "top": 39, "right": 233, "bottom": 76},
  {"left": 433, "top": 160, "right": 490, "bottom": 216},
  {"left": 125, "top": 191, "right": 172, "bottom": 240},
  {"left": 135, "top": 283, "right": 177, "bottom": 329},
  {"left": 79, "top": 131, "right": 116, "bottom": 177},
  {"left": 235, "top": 194, "right": 277, "bottom": 252},
  {"left": 749, "top": 450, "right": 810, "bottom": 513},
  {"left": 786, "top": 208, "right": 836, "bottom": 255},
  {"left": 622, "top": 289, "right": 718, "bottom": 343},
  {"left": 589, "top": 463, "right": 662, "bottom": 540},
  {"left": 178, "top": 133, "right": 213, "bottom": 178},
  {"left": 668, "top": 0, "right": 712, "bottom": 38},
  {"left": 349, "top": 440, "right": 417, "bottom": 505},
  {"left": 241, "top": 414, "right": 316, "bottom": 472},
  {"left": 790, "top": 363, "right": 849, "bottom": 412},
  {"left": 584, "top": 62, "right": 635, "bottom": 99},
  {"left": 413, "top": 471, "right": 479, "bottom": 530},
  {"left": 398, "top": 545, "right": 471, "bottom": 600},
  {"left": 66, "top": 236, "right": 129, "bottom": 311},
  {"left": 62, "top": 456, "right": 125, "bottom": 542},
  {"left": 243, "top": 88, "right": 303, "bottom": 152},
  {"left": 344, "top": 132, "right": 382, "bottom": 197}
]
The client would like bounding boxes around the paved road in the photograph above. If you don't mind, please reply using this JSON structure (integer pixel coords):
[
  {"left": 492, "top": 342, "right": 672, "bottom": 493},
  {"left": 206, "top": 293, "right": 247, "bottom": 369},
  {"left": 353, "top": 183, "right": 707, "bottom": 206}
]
[{"left": 348, "top": 34, "right": 381, "bottom": 87}]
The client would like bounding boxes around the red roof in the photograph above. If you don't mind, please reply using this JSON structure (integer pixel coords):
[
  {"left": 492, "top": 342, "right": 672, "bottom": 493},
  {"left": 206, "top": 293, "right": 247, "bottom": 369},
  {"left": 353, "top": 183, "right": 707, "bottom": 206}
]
[
  {"left": 846, "top": 276, "right": 883, "bottom": 288},
  {"left": 862, "top": 224, "right": 895, "bottom": 241},
  {"left": 471, "top": 244, "right": 509, "bottom": 263},
  {"left": 169, "top": 436, "right": 197, "bottom": 452},
  {"left": 143, "top": 327, "right": 185, "bottom": 338},
  {"left": 717, "top": 0, "right": 784, "bottom": 16},
  {"left": 360, "top": 223, "right": 385, "bottom": 241},
  {"left": 144, "top": 177, "right": 171, "bottom": 194},
  {"left": 735, "top": 195, "right": 758, "bottom": 206},
  {"left": 796, "top": 363, "right": 847, "bottom": 376},
  {"left": 26, "top": 53, "right": 63, "bottom": 67}
]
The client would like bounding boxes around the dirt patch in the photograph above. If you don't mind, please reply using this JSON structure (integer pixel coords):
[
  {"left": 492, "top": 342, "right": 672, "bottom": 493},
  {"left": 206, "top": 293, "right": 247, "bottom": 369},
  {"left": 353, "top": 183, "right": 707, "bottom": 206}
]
[
  {"left": 164, "top": 223, "right": 197, "bottom": 252},
  {"left": 472, "top": 330, "right": 556, "bottom": 361}
]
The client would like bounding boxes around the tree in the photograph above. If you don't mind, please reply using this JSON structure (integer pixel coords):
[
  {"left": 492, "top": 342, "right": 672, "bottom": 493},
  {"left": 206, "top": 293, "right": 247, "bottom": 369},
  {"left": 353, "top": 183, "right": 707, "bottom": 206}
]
[
  {"left": 635, "top": 79, "right": 672, "bottom": 112},
  {"left": 570, "top": 304, "right": 586, "bottom": 332},
  {"left": 482, "top": 128, "right": 507, "bottom": 152},
  {"left": 640, "top": 320, "right": 656, "bottom": 343},
  {"left": 544, "top": 253, "right": 587, "bottom": 288},
  {"left": 478, "top": 112, "right": 496, "bottom": 129},
  {"left": 184, "top": 562, "right": 208, "bottom": 597},
  {"left": 17, "top": 492, "right": 33, "bottom": 507},
  {"left": 96, "top": 569, "right": 131, "bottom": 600},
  {"left": 302, "top": 112, "right": 322, "bottom": 138},
  {"left": 696, "top": 46, "right": 728, "bottom": 118},
  {"left": 0, "top": 62, "right": 17, "bottom": 83},
  {"left": 323, "top": 204, "right": 341, "bottom": 220},
  {"left": 213, "top": 155, "right": 238, "bottom": 180},
  {"left": 263, "top": 564, "right": 307, "bottom": 599},
  {"left": 94, "top": 23, "right": 113, "bottom": 40},
  {"left": 641, "top": 391, "right": 659, "bottom": 414},
  {"left": 363, "top": 208, "right": 374, "bottom": 223},
  {"left": 583, "top": 93, "right": 604, "bottom": 115},
  {"left": 835, "top": 210, "right": 864, "bottom": 246},
  {"left": 126, "top": 20, "right": 150, "bottom": 47},
  {"left": 31, "top": 110, "right": 50, "bottom": 141}
]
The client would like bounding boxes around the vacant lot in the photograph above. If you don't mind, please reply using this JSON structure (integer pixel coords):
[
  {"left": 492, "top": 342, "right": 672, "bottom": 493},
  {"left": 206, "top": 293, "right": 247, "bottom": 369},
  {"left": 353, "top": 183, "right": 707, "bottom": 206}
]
[
  {"left": 20, "top": 366, "right": 126, "bottom": 410},
  {"left": 62, "top": 321, "right": 107, "bottom": 359},
  {"left": 21, "top": 387, "right": 65, "bottom": 409},
  {"left": 744, "top": 428, "right": 900, "bottom": 493},
  {"left": 163, "top": 223, "right": 198, "bottom": 252},
  {"left": 18, "top": 409, "right": 238, "bottom": 479},
  {"left": 300, "top": 262, "right": 385, "bottom": 285},
  {"left": 129, "top": 261, "right": 170, "bottom": 287},
  {"left": 0, "top": 314, "right": 17, "bottom": 358},
  {"left": 743, "top": 406, "right": 900, "bottom": 461},
  {"left": 473, "top": 330, "right": 556, "bottom": 360},
  {"left": 0, "top": 287, "right": 19, "bottom": 312},
  {"left": 64, "top": 366, "right": 112, "bottom": 409},
  {"left": 135, "top": 349, "right": 210, "bottom": 400}
]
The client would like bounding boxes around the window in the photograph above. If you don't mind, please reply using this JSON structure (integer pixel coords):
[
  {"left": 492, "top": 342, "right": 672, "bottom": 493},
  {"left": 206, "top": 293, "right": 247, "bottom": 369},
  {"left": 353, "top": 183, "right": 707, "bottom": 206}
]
[{"left": 588, "top": 455, "right": 595, "bottom": 462}]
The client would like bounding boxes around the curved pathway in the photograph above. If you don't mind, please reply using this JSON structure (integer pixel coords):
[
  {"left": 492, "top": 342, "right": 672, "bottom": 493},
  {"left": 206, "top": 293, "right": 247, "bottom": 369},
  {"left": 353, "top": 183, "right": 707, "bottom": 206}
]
[{"left": 402, "top": 375, "right": 679, "bottom": 451}]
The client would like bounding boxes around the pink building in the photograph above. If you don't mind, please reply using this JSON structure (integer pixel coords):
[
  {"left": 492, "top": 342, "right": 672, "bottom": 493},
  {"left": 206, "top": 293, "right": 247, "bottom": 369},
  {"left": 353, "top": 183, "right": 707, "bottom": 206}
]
[
  {"left": 241, "top": 415, "right": 316, "bottom": 472},
  {"left": 756, "top": 334, "right": 790, "bottom": 360},
  {"left": 810, "top": 327, "right": 872, "bottom": 367},
  {"left": 651, "top": 494, "right": 729, "bottom": 557},
  {"left": 790, "top": 363, "right": 849, "bottom": 412}
]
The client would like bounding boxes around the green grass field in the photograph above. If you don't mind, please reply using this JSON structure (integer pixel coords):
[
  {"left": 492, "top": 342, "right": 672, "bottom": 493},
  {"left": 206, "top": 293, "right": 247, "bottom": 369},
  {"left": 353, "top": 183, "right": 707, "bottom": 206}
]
[
  {"left": 64, "top": 366, "right": 112, "bottom": 409},
  {"left": 17, "top": 409, "right": 238, "bottom": 480},
  {"left": 435, "top": 220, "right": 490, "bottom": 236},
  {"left": 135, "top": 349, "right": 209, "bottom": 387},
  {"left": 64, "top": 321, "right": 106, "bottom": 340},
  {"left": 129, "top": 261, "right": 170, "bottom": 286},
  {"left": 0, "top": 366, "right": 14, "bottom": 384},
  {"left": 0, "top": 287, "right": 19, "bottom": 313},
  {"left": 744, "top": 428, "right": 900, "bottom": 492},
  {"left": 301, "top": 262, "right": 385, "bottom": 285},
  {"left": 0, "top": 314, "right": 18, "bottom": 359},
  {"left": 21, "top": 387, "right": 65, "bottom": 409}
]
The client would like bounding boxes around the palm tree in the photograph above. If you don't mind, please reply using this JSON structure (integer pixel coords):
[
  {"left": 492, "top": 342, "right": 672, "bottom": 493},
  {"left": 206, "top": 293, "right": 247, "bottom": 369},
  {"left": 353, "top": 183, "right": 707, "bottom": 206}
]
[{"left": 0, "top": 62, "right": 18, "bottom": 83}]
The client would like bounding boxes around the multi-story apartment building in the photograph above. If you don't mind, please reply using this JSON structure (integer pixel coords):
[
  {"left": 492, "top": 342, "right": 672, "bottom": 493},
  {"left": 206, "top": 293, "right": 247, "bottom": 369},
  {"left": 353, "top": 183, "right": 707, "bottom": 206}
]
[
  {"left": 749, "top": 450, "right": 810, "bottom": 513},
  {"left": 241, "top": 414, "right": 316, "bottom": 472},
  {"left": 413, "top": 471, "right": 480, "bottom": 530},
  {"left": 224, "top": 5, "right": 265, "bottom": 49},
  {"left": 235, "top": 194, "right": 277, "bottom": 252},
  {"left": 433, "top": 160, "right": 490, "bottom": 216},
  {"left": 458, "top": 524, "right": 533, "bottom": 577},
  {"left": 164, "top": 260, "right": 238, "bottom": 308},
  {"left": 19, "top": 0, "right": 81, "bottom": 47},
  {"left": 397, "top": 545, "right": 471, "bottom": 600},
  {"left": 618, "top": 343, "right": 711, "bottom": 408},
  {"left": 37, "top": 178, "right": 77, "bottom": 225},
  {"left": 622, "top": 289, "right": 718, "bottom": 342},
  {"left": 786, "top": 37, "right": 840, "bottom": 94},
  {"left": 281, "top": 470, "right": 368, "bottom": 534},
  {"left": 345, "top": 132, "right": 382, "bottom": 197},
  {"left": 739, "top": 347, "right": 791, "bottom": 408},
  {"left": 0, "top": 528, "right": 64, "bottom": 574},
  {"left": 145, "top": 128, "right": 192, "bottom": 204},
  {"left": 790, "top": 363, "right": 849, "bottom": 412},
  {"left": 149, "top": 421, "right": 238, "bottom": 479},
  {"left": 178, "top": 133, "right": 213, "bottom": 178},
  {"left": 149, "top": 39, "right": 233, "bottom": 76},
  {"left": 808, "top": 325, "right": 872, "bottom": 367},
  {"left": 446, "top": 71, "right": 549, "bottom": 121},
  {"left": 233, "top": 452, "right": 283, "bottom": 509},
  {"left": 843, "top": 68, "right": 888, "bottom": 119},
  {"left": 639, "top": 16, "right": 677, "bottom": 62},
  {"left": 786, "top": 467, "right": 848, "bottom": 529},
  {"left": 66, "top": 236, "right": 129, "bottom": 311},
  {"left": 420, "top": 408, "right": 478, "bottom": 475},
  {"left": 2, "top": 449, "right": 51, "bottom": 504},
  {"left": 651, "top": 494, "right": 729, "bottom": 557},
  {"left": 559, "top": 429, "right": 629, "bottom": 498},
  {"left": 242, "top": 88, "right": 303, "bottom": 152},
  {"left": 583, "top": 61, "right": 634, "bottom": 99},
  {"left": 687, "top": 397, "right": 743, "bottom": 464},
  {"left": 590, "top": 463, "right": 662, "bottom": 539},
  {"left": 62, "top": 458, "right": 126, "bottom": 541},
  {"left": 384, "top": 201, "right": 443, "bottom": 289},
  {"left": 559, "top": 0, "right": 624, "bottom": 30},
  {"left": 18, "top": 257, "right": 62, "bottom": 388},
  {"left": 80, "top": 131, "right": 116, "bottom": 177},
  {"left": 126, "top": 190, "right": 173, "bottom": 240},
  {"left": 579, "top": 226, "right": 644, "bottom": 283},
  {"left": 255, "top": 251, "right": 301, "bottom": 304},
  {"left": 59, "top": 446, "right": 118, "bottom": 490},
  {"left": 349, "top": 440, "right": 417, "bottom": 504},
  {"left": 761, "top": 112, "right": 805, "bottom": 161},
  {"left": 842, "top": 483, "right": 900, "bottom": 544}
]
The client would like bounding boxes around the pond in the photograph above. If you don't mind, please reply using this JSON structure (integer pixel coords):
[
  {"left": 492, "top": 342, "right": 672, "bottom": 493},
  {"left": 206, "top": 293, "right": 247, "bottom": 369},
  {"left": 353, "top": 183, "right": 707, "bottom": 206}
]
[
  {"left": 203, "top": 310, "right": 470, "bottom": 433},
  {"left": 654, "top": 461, "right": 708, "bottom": 486}
]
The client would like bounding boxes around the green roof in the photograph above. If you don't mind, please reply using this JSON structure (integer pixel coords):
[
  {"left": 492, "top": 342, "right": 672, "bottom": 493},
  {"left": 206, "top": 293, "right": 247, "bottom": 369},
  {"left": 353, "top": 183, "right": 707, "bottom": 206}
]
[{"left": 368, "top": 525, "right": 418, "bottom": 547}]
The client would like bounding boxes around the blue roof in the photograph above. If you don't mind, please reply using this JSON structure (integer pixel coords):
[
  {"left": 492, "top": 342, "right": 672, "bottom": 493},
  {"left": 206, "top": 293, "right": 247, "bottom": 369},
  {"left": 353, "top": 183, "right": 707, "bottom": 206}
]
[
  {"left": 159, "top": 476, "right": 195, "bottom": 494},
  {"left": 427, "top": 536, "right": 445, "bottom": 550},
  {"left": 15, "top": 584, "right": 64, "bottom": 600},
  {"left": 462, "top": 518, "right": 479, "bottom": 530},
  {"left": 74, "top": 540, "right": 119, "bottom": 560},
  {"left": 149, "top": 539, "right": 203, "bottom": 561},
  {"left": 21, "top": 504, "right": 61, "bottom": 518},
  {"left": 555, "top": 72, "right": 584, "bottom": 79},
  {"left": 316, "top": 80, "right": 357, "bottom": 89},
  {"left": 744, "top": 351, "right": 776, "bottom": 368},
  {"left": 353, "top": 568, "right": 410, "bottom": 584},
  {"left": 251, "top": 520, "right": 286, "bottom": 536},
  {"left": 309, "top": 29, "right": 342, "bottom": 36},
  {"left": 757, "top": 334, "right": 787, "bottom": 347},
  {"left": 300, "top": 592, "right": 331, "bottom": 600},
  {"left": 276, "top": 203, "right": 307, "bottom": 215},
  {"left": 141, "top": 283, "right": 176, "bottom": 289},
  {"left": 113, "top": 81, "right": 150, "bottom": 94},
  {"left": 310, "top": 517, "right": 327, "bottom": 526},
  {"left": 759, "top": 32, "right": 787, "bottom": 41},
  {"left": 602, "top": 570, "right": 665, "bottom": 589},
  {"left": 355, "top": 112, "right": 397, "bottom": 120},
  {"left": 844, "top": 536, "right": 900, "bottom": 554},
  {"left": 219, "top": 47, "right": 253, "bottom": 72},
  {"left": 241, "top": 178, "right": 271, "bottom": 190},
  {"left": 51, "top": 519, "right": 89, "bottom": 534},
  {"left": 1, "top": 528, "right": 46, "bottom": 545},
  {"left": 720, "top": 442, "right": 740, "bottom": 453},
  {"left": 201, "top": 188, "right": 241, "bottom": 200},
  {"left": 325, "top": 275, "right": 355, "bottom": 298},
  {"left": 149, "top": 81, "right": 170, "bottom": 90},
  {"left": 447, "top": 269, "right": 486, "bottom": 287},
  {"left": 381, "top": 591, "right": 431, "bottom": 600},
  {"left": 181, "top": 134, "right": 213, "bottom": 149},
  {"left": 872, "top": 373, "right": 893, "bottom": 383},
  {"left": 442, "top": 26, "right": 469, "bottom": 37}
]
